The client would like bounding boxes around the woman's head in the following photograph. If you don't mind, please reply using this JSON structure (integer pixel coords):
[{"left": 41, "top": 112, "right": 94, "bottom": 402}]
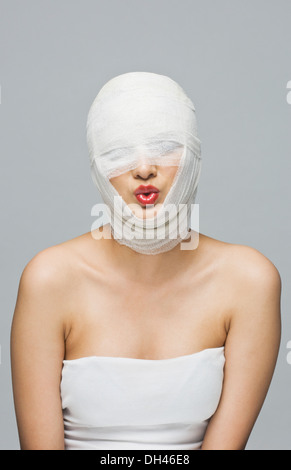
[{"left": 87, "top": 71, "right": 202, "bottom": 255}]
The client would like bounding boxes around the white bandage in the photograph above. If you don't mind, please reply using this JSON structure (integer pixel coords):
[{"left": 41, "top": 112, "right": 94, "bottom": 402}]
[{"left": 87, "top": 72, "right": 202, "bottom": 254}]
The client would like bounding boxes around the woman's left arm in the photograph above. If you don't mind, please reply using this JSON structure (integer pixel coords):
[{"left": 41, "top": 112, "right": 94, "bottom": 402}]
[{"left": 201, "top": 248, "right": 282, "bottom": 450}]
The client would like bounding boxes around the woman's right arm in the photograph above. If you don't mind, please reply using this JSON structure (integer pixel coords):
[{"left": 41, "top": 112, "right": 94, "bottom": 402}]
[{"left": 11, "top": 249, "right": 68, "bottom": 450}]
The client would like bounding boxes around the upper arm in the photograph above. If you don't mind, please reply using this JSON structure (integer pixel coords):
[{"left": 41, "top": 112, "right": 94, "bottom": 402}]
[
  {"left": 201, "top": 247, "right": 281, "bottom": 450},
  {"left": 11, "top": 249, "right": 68, "bottom": 450}
]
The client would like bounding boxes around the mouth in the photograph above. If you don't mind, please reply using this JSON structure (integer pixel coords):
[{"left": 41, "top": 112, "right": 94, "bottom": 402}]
[{"left": 134, "top": 185, "right": 160, "bottom": 205}]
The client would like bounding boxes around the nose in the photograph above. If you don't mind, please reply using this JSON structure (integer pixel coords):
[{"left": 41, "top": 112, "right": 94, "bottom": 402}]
[{"left": 132, "top": 162, "right": 157, "bottom": 181}]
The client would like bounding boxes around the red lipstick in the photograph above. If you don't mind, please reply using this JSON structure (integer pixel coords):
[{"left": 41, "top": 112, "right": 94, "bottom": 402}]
[{"left": 134, "top": 185, "right": 160, "bottom": 205}]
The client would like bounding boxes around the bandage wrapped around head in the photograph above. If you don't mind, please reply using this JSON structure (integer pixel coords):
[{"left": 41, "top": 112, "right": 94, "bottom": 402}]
[{"left": 87, "top": 72, "right": 202, "bottom": 255}]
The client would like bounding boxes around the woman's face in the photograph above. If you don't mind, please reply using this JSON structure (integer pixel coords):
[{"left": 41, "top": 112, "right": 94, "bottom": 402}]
[{"left": 110, "top": 163, "right": 178, "bottom": 219}]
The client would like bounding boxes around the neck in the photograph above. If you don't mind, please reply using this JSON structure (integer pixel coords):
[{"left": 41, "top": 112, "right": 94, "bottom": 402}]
[{"left": 103, "top": 224, "right": 201, "bottom": 284}]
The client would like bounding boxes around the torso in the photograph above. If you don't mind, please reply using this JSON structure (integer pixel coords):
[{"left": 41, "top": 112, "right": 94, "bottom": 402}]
[{"left": 60, "top": 230, "right": 235, "bottom": 361}]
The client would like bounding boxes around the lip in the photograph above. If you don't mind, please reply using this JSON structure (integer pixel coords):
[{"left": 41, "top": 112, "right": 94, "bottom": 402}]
[{"left": 134, "top": 185, "right": 160, "bottom": 205}]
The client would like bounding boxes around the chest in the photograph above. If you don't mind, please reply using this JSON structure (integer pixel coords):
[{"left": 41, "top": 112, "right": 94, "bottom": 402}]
[{"left": 65, "top": 270, "right": 228, "bottom": 359}]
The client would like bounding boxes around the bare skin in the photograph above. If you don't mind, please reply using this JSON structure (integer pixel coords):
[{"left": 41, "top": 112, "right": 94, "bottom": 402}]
[{"left": 11, "top": 162, "right": 281, "bottom": 450}]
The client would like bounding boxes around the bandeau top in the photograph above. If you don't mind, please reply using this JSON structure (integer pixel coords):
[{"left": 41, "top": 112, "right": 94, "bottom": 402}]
[{"left": 60, "top": 347, "right": 225, "bottom": 450}]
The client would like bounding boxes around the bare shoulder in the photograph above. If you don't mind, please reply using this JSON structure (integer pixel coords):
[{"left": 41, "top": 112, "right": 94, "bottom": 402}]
[
  {"left": 228, "top": 243, "right": 281, "bottom": 330},
  {"left": 20, "top": 230, "right": 102, "bottom": 283},
  {"left": 20, "top": 241, "right": 75, "bottom": 291},
  {"left": 199, "top": 233, "right": 282, "bottom": 324},
  {"left": 224, "top": 241, "right": 281, "bottom": 295},
  {"left": 16, "top": 231, "right": 104, "bottom": 316},
  {"left": 199, "top": 232, "right": 281, "bottom": 289}
]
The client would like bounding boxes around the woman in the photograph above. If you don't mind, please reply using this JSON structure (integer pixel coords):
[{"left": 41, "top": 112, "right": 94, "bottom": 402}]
[{"left": 11, "top": 72, "right": 281, "bottom": 450}]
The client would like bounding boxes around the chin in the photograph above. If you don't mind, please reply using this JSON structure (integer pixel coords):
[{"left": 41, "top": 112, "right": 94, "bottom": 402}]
[{"left": 127, "top": 202, "right": 163, "bottom": 219}]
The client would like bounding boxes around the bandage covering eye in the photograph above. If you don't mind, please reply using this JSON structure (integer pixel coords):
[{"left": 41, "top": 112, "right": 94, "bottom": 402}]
[{"left": 87, "top": 72, "right": 202, "bottom": 255}]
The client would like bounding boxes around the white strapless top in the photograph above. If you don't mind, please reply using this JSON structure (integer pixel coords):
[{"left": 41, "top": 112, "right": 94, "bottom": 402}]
[{"left": 60, "top": 347, "right": 225, "bottom": 450}]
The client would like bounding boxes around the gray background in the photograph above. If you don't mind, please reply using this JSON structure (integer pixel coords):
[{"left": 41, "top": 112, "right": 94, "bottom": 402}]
[{"left": 0, "top": 0, "right": 290, "bottom": 450}]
